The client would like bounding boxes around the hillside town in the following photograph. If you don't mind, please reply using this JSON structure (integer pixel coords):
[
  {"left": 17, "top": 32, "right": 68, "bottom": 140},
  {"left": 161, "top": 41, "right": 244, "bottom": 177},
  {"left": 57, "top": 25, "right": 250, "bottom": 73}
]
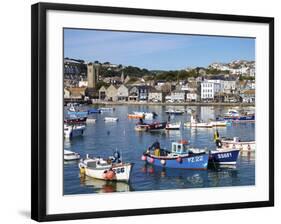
[{"left": 63, "top": 58, "right": 255, "bottom": 105}]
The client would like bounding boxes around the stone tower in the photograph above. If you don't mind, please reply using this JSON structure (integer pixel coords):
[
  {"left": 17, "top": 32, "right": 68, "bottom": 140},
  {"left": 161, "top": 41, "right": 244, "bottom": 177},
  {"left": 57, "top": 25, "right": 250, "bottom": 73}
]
[{"left": 87, "top": 63, "right": 95, "bottom": 88}]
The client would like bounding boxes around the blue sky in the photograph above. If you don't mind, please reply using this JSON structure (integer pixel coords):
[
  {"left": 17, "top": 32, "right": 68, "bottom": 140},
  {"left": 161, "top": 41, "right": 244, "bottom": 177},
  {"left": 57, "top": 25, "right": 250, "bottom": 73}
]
[{"left": 64, "top": 28, "right": 255, "bottom": 70}]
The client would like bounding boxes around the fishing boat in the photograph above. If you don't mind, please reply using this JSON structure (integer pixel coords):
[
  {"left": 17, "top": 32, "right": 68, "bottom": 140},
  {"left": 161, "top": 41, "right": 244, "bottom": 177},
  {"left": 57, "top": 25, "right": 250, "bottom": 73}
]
[
  {"left": 142, "top": 140, "right": 209, "bottom": 170},
  {"left": 64, "top": 116, "right": 87, "bottom": 124},
  {"left": 165, "top": 109, "right": 185, "bottom": 115},
  {"left": 165, "top": 122, "right": 181, "bottom": 130},
  {"left": 64, "top": 124, "right": 86, "bottom": 138},
  {"left": 64, "top": 150, "right": 80, "bottom": 161},
  {"left": 79, "top": 151, "right": 133, "bottom": 182},
  {"left": 104, "top": 117, "right": 119, "bottom": 122},
  {"left": 216, "top": 109, "right": 255, "bottom": 122},
  {"left": 220, "top": 137, "right": 255, "bottom": 152},
  {"left": 184, "top": 114, "right": 213, "bottom": 128},
  {"left": 88, "top": 108, "right": 101, "bottom": 114},
  {"left": 67, "top": 105, "right": 88, "bottom": 116},
  {"left": 147, "top": 121, "right": 167, "bottom": 131},
  {"left": 128, "top": 113, "right": 144, "bottom": 119},
  {"left": 133, "top": 111, "right": 157, "bottom": 119},
  {"left": 208, "top": 148, "right": 240, "bottom": 165}
]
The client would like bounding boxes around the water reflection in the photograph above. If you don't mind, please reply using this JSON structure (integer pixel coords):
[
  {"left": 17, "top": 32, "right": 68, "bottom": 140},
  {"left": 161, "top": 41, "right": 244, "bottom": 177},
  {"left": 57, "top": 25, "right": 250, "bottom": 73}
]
[{"left": 80, "top": 174, "right": 133, "bottom": 193}]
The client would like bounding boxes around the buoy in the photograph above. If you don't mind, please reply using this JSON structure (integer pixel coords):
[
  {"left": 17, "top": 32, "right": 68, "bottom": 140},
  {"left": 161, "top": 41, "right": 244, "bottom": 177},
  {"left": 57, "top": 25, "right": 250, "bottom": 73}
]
[
  {"left": 149, "top": 158, "right": 154, "bottom": 163},
  {"left": 177, "top": 157, "right": 182, "bottom": 163},
  {"left": 160, "top": 159, "right": 166, "bottom": 165},
  {"left": 106, "top": 170, "right": 116, "bottom": 180},
  {"left": 80, "top": 167, "right": 85, "bottom": 175},
  {"left": 141, "top": 155, "right": 147, "bottom": 161}
]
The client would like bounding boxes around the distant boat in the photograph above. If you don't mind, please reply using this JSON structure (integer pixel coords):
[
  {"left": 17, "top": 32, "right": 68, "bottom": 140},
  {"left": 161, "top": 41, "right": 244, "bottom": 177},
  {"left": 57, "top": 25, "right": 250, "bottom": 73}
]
[
  {"left": 184, "top": 114, "right": 213, "bottom": 128},
  {"left": 64, "top": 150, "right": 80, "bottom": 161},
  {"left": 104, "top": 117, "right": 119, "bottom": 122},
  {"left": 147, "top": 121, "right": 167, "bottom": 131},
  {"left": 128, "top": 114, "right": 144, "bottom": 119},
  {"left": 86, "top": 118, "right": 97, "bottom": 123},
  {"left": 134, "top": 124, "right": 150, "bottom": 131},
  {"left": 64, "top": 124, "right": 86, "bottom": 138},
  {"left": 142, "top": 140, "right": 209, "bottom": 170},
  {"left": 79, "top": 151, "right": 133, "bottom": 182},
  {"left": 220, "top": 137, "right": 255, "bottom": 152},
  {"left": 67, "top": 105, "right": 88, "bottom": 116},
  {"left": 165, "top": 122, "right": 181, "bottom": 130},
  {"left": 165, "top": 109, "right": 185, "bottom": 115},
  {"left": 100, "top": 107, "right": 115, "bottom": 112},
  {"left": 88, "top": 108, "right": 101, "bottom": 114},
  {"left": 64, "top": 116, "right": 87, "bottom": 124},
  {"left": 216, "top": 109, "right": 255, "bottom": 122},
  {"left": 133, "top": 111, "right": 157, "bottom": 119}
]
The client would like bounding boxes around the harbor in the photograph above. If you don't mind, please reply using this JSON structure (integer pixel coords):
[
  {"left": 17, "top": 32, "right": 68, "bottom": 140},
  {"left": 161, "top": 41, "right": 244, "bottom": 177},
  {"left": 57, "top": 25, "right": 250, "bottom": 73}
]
[{"left": 63, "top": 105, "right": 255, "bottom": 195}]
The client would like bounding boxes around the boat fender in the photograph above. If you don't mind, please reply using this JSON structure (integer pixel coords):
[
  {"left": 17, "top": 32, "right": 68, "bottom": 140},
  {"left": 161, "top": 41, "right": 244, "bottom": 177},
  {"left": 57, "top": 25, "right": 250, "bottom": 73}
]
[
  {"left": 79, "top": 167, "right": 85, "bottom": 175},
  {"left": 149, "top": 158, "right": 154, "bottom": 163},
  {"left": 232, "top": 144, "right": 235, "bottom": 149},
  {"left": 176, "top": 157, "right": 182, "bottom": 163},
  {"left": 160, "top": 159, "right": 166, "bottom": 166},
  {"left": 141, "top": 155, "right": 147, "bottom": 161},
  {"left": 247, "top": 144, "right": 251, "bottom": 151},
  {"left": 225, "top": 143, "right": 229, "bottom": 148}
]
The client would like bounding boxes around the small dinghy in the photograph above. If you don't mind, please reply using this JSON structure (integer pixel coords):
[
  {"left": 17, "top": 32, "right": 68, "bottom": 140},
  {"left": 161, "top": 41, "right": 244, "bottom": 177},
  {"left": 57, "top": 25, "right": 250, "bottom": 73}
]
[
  {"left": 79, "top": 151, "right": 133, "bottom": 182},
  {"left": 64, "top": 150, "right": 80, "bottom": 161},
  {"left": 104, "top": 117, "right": 119, "bottom": 122},
  {"left": 86, "top": 118, "right": 97, "bottom": 123}
]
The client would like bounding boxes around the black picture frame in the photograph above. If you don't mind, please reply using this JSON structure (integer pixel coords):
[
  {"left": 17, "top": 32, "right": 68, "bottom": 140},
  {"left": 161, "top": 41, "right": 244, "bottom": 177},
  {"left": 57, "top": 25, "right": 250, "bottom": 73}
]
[{"left": 31, "top": 2, "right": 274, "bottom": 222}]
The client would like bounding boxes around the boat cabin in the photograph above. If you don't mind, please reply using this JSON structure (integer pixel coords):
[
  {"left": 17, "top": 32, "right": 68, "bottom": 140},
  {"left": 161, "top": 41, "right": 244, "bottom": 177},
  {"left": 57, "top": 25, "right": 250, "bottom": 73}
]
[{"left": 171, "top": 142, "right": 189, "bottom": 155}]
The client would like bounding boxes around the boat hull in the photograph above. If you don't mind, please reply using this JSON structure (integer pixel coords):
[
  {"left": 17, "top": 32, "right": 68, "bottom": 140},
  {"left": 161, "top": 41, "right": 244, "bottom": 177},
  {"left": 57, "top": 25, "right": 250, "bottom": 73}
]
[
  {"left": 147, "top": 122, "right": 167, "bottom": 131},
  {"left": 80, "top": 163, "right": 133, "bottom": 182},
  {"left": 209, "top": 149, "right": 240, "bottom": 165},
  {"left": 217, "top": 115, "right": 255, "bottom": 122},
  {"left": 67, "top": 111, "right": 88, "bottom": 116},
  {"left": 145, "top": 154, "right": 209, "bottom": 170}
]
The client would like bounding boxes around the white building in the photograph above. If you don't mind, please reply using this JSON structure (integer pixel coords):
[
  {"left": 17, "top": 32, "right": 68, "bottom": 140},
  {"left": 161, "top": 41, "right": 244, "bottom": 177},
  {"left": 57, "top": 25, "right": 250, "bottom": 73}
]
[
  {"left": 201, "top": 80, "right": 221, "bottom": 100},
  {"left": 171, "top": 91, "right": 185, "bottom": 102},
  {"left": 186, "top": 93, "right": 198, "bottom": 102}
]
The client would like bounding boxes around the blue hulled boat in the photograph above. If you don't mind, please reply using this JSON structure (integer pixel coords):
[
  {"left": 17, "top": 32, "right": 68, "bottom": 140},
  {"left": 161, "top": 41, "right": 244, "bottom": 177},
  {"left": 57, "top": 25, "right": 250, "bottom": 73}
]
[
  {"left": 142, "top": 140, "right": 209, "bottom": 170},
  {"left": 216, "top": 109, "right": 255, "bottom": 122},
  {"left": 88, "top": 108, "right": 101, "bottom": 114},
  {"left": 208, "top": 148, "right": 240, "bottom": 165}
]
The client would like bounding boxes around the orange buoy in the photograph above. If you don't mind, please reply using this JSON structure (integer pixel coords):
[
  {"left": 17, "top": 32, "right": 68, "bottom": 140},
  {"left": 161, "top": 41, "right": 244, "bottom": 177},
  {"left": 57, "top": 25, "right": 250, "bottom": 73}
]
[{"left": 106, "top": 170, "right": 116, "bottom": 180}]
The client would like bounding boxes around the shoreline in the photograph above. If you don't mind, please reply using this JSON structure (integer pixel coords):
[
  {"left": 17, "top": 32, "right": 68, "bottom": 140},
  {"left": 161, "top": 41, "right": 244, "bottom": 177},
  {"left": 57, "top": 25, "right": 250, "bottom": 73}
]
[{"left": 89, "top": 101, "right": 255, "bottom": 107}]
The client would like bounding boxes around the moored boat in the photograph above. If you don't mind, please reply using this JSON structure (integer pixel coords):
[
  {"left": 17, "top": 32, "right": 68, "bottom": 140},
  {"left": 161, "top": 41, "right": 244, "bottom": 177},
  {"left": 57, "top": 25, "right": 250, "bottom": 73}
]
[
  {"left": 135, "top": 124, "right": 150, "bottom": 131},
  {"left": 165, "top": 122, "right": 181, "bottom": 130},
  {"left": 64, "top": 116, "right": 87, "bottom": 124},
  {"left": 165, "top": 109, "right": 185, "bottom": 115},
  {"left": 79, "top": 152, "right": 133, "bottom": 182},
  {"left": 133, "top": 111, "right": 157, "bottom": 119},
  {"left": 64, "top": 124, "right": 86, "bottom": 138},
  {"left": 99, "top": 107, "right": 115, "bottom": 112},
  {"left": 142, "top": 140, "right": 209, "bottom": 170},
  {"left": 220, "top": 137, "right": 255, "bottom": 151},
  {"left": 147, "top": 121, "right": 167, "bottom": 131},
  {"left": 86, "top": 118, "right": 97, "bottom": 123},
  {"left": 184, "top": 114, "right": 213, "bottom": 128},
  {"left": 64, "top": 150, "right": 80, "bottom": 161},
  {"left": 104, "top": 117, "right": 119, "bottom": 122},
  {"left": 208, "top": 148, "right": 240, "bottom": 165},
  {"left": 216, "top": 109, "right": 255, "bottom": 122},
  {"left": 88, "top": 108, "right": 101, "bottom": 114},
  {"left": 128, "top": 113, "right": 144, "bottom": 119}
]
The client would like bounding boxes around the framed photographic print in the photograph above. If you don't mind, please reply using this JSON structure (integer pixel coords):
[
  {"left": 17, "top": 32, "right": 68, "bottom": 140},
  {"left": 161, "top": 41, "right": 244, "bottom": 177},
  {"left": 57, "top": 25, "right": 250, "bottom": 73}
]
[{"left": 31, "top": 2, "right": 274, "bottom": 222}]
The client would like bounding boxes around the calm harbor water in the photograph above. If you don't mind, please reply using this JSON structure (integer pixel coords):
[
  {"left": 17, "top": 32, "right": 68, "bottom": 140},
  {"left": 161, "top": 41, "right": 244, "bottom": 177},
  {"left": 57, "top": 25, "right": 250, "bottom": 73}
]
[{"left": 64, "top": 105, "right": 255, "bottom": 195}]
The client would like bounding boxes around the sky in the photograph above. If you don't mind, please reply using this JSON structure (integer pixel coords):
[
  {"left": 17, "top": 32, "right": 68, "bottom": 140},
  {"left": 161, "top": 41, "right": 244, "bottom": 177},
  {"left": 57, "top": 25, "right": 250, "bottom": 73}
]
[{"left": 64, "top": 28, "right": 255, "bottom": 70}]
